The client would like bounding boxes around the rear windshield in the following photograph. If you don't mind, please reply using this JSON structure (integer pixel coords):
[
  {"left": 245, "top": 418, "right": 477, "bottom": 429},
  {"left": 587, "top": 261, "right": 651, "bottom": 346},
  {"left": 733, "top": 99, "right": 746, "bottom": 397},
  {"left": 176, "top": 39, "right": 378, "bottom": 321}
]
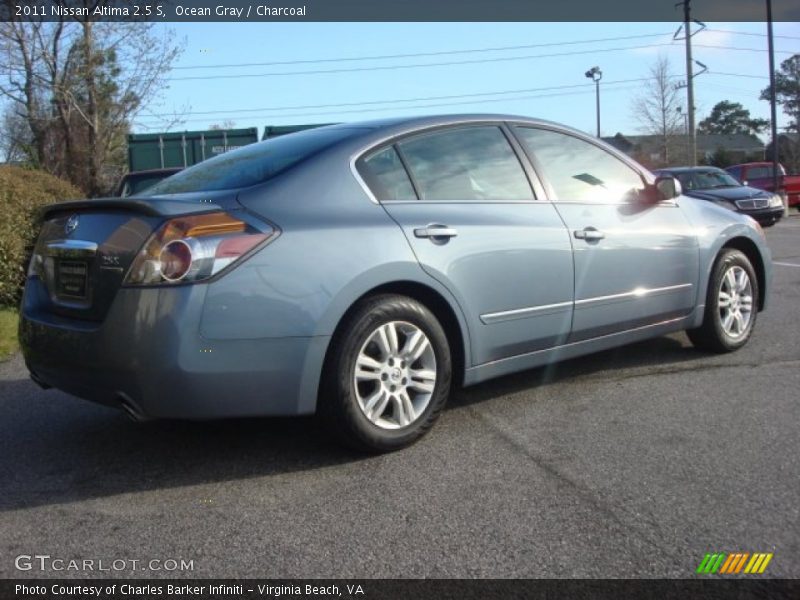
[
  {"left": 142, "top": 127, "right": 358, "bottom": 194},
  {"left": 121, "top": 173, "right": 177, "bottom": 197}
]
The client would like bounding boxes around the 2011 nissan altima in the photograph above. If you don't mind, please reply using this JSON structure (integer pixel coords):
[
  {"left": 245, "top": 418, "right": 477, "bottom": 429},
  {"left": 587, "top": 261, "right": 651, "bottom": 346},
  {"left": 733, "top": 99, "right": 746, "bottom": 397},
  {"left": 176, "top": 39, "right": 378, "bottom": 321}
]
[{"left": 20, "top": 115, "right": 772, "bottom": 452}]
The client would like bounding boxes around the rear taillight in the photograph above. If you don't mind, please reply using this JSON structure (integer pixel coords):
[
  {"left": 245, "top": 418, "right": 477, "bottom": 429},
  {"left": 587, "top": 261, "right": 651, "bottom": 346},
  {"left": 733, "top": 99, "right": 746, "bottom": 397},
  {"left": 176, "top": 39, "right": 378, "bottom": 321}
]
[{"left": 124, "top": 211, "right": 275, "bottom": 285}]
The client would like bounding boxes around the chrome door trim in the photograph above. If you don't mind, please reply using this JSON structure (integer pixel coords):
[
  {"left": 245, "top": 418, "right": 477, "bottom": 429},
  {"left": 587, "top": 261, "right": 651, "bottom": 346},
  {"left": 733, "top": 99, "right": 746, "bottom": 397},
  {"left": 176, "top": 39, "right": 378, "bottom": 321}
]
[
  {"left": 349, "top": 156, "right": 380, "bottom": 204},
  {"left": 574, "top": 283, "right": 693, "bottom": 308},
  {"left": 480, "top": 283, "right": 693, "bottom": 325},
  {"left": 480, "top": 300, "right": 572, "bottom": 324}
]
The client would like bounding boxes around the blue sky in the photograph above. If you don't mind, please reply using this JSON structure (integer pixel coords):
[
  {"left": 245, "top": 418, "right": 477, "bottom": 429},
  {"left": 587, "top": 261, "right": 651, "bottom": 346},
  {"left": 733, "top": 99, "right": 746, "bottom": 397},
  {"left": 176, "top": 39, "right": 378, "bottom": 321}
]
[{"left": 134, "top": 21, "right": 800, "bottom": 139}]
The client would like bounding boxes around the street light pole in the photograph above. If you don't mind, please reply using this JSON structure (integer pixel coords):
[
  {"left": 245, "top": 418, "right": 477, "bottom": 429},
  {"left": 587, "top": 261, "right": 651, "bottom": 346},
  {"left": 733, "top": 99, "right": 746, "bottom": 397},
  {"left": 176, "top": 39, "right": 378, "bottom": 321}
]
[{"left": 585, "top": 66, "right": 602, "bottom": 137}]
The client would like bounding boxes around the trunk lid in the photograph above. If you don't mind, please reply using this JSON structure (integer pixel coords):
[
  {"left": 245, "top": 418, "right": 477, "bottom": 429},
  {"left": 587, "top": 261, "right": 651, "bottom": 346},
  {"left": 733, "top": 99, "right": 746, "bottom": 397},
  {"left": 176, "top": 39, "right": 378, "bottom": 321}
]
[{"left": 28, "top": 192, "right": 238, "bottom": 322}]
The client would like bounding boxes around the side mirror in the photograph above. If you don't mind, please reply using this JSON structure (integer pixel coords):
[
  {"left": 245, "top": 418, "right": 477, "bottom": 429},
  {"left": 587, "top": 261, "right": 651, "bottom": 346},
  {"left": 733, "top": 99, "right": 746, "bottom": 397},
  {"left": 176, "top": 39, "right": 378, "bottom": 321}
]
[{"left": 654, "top": 175, "right": 682, "bottom": 200}]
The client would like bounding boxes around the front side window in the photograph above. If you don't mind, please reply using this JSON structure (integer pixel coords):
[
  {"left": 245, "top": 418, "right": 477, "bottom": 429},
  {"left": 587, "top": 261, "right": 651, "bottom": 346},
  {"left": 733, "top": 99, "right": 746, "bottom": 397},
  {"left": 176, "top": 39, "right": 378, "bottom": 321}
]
[
  {"left": 396, "top": 126, "right": 533, "bottom": 201},
  {"left": 515, "top": 127, "right": 645, "bottom": 203}
]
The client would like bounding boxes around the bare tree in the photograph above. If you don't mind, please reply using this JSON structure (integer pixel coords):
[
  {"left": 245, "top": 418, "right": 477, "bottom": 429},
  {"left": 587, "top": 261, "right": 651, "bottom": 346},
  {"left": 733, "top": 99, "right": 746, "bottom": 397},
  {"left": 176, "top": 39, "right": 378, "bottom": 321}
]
[
  {"left": 632, "top": 55, "right": 685, "bottom": 166},
  {"left": 0, "top": 6, "right": 183, "bottom": 195},
  {"left": 0, "top": 104, "right": 34, "bottom": 163},
  {"left": 210, "top": 120, "right": 237, "bottom": 130}
]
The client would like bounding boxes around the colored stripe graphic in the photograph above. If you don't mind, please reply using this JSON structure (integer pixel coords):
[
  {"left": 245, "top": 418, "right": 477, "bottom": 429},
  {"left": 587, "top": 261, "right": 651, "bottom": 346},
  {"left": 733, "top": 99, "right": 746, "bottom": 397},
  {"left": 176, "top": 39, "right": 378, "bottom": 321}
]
[
  {"left": 759, "top": 554, "right": 773, "bottom": 573},
  {"left": 696, "top": 554, "right": 712, "bottom": 574},
  {"left": 711, "top": 553, "right": 726, "bottom": 573},
  {"left": 734, "top": 553, "right": 749, "bottom": 574},
  {"left": 699, "top": 552, "right": 774, "bottom": 575},
  {"left": 745, "top": 554, "right": 761, "bottom": 573},
  {"left": 697, "top": 553, "right": 726, "bottom": 574},
  {"left": 719, "top": 554, "right": 736, "bottom": 574},
  {"left": 720, "top": 553, "right": 738, "bottom": 574}
]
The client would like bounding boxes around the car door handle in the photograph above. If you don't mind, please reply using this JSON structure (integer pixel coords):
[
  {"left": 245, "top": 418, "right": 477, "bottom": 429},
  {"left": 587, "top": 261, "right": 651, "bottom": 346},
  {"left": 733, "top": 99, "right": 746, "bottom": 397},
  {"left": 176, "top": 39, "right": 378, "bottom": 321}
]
[
  {"left": 414, "top": 225, "right": 458, "bottom": 239},
  {"left": 573, "top": 228, "right": 605, "bottom": 241}
]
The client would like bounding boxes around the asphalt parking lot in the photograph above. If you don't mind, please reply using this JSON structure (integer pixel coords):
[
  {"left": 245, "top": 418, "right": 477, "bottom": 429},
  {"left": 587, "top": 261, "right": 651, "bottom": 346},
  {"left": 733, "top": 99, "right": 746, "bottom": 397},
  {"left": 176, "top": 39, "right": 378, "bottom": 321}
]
[{"left": 1, "top": 217, "right": 798, "bottom": 580}]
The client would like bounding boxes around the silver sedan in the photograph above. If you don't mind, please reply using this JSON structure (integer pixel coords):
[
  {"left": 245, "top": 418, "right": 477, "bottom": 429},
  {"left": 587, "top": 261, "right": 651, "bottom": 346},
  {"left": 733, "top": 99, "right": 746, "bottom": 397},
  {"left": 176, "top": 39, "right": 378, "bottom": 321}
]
[{"left": 20, "top": 115, "right": 771, "bottom": 451}]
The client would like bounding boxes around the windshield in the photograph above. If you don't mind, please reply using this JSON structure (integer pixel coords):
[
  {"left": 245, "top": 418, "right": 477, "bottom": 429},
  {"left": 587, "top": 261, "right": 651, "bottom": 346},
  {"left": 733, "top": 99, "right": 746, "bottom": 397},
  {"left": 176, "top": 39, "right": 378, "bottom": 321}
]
[
  {"left": 674, "top": 169, "right": 741, "bottom": 191},
  {"left": 143, "top": 127, "right": 359, "bottom": 195}
]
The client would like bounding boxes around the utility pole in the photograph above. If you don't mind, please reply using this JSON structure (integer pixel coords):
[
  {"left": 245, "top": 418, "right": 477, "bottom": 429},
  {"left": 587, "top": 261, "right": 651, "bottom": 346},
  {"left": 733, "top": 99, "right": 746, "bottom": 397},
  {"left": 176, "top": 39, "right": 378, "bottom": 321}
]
[
  {"left": 681, "top": 0, "right": 697, "bottom": 166},
  {"left": 766, "top": 0, "right": 785, "bottom": 215},
  {"left": 677, "top": 106, "right": 690, "bottom": 163}
]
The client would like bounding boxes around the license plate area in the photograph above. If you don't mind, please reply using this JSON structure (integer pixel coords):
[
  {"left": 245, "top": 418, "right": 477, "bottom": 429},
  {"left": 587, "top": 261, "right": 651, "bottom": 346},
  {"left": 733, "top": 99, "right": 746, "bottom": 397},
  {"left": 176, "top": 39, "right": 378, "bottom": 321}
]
[{"left": 56, "top": 261, "right": 88, "bottom": 300}]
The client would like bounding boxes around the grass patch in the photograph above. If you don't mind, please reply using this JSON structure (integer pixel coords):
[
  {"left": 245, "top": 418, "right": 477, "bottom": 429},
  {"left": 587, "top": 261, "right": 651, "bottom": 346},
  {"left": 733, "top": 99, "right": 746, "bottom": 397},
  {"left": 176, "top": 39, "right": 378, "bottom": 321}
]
[{"left": 0, "top": 308, "right": 19, "bottom": 361}]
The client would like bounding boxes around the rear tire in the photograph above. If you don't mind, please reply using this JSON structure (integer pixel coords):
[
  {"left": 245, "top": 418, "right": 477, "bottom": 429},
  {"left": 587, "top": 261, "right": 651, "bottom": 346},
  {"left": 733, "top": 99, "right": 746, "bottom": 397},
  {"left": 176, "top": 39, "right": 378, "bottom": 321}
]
[
  {"left": 687, "top": 249, "right": 758, "bottom": 353},
  {"left": 318, "top": 294, "right": 452, "bottom": 453}
]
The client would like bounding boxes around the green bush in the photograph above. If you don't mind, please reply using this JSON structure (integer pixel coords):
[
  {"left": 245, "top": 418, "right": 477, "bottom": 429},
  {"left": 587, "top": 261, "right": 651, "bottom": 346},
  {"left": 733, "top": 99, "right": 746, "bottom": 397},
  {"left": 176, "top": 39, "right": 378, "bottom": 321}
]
[{"left": 0, "top": 166, "right": 81, "bottom": 307}]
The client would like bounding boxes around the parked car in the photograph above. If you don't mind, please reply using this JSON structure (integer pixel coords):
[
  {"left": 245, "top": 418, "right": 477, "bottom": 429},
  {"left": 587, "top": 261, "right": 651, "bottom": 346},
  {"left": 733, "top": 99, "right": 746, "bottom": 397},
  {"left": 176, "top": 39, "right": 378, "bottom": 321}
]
[
  {"left": 725, "top": 161, "right": 800, "bottom": 207},
  {"left": 654, "top": 166, "right": 784, "bottom": 227},
  {"left": 116, "top": 167, "right": 183, "bottom": 197},
  {"left": 20, "top": 115, "right": 771, "bottom": 452}
]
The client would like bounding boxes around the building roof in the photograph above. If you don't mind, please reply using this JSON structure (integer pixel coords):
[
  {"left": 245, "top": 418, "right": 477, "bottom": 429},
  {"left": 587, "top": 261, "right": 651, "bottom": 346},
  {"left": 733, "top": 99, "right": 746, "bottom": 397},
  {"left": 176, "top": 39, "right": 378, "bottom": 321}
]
[{"left": 603, "top": 132, "right": 764, "bottom": 153}]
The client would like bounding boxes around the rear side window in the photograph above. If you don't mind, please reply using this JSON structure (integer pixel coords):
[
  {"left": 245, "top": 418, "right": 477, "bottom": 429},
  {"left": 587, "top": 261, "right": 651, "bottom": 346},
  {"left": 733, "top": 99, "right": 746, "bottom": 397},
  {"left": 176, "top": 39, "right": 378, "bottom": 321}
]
[
  {"left": 144, "top": 127, "right": 358, "bottom": 194},
  {"left": 396, "top": 126, "right": 534, "bottom": 201},
  {"left": 516, "top": 127, "right": 645, "bottom": 203},
  {"left": 360, "top": 146, "right": 417, "bottom": 201}
]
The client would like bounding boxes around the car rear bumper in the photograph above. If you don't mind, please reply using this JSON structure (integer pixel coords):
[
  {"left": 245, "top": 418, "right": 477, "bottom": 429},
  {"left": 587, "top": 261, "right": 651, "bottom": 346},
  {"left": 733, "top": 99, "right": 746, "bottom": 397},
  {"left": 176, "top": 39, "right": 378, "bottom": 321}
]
[{"left": 20, "top": 283, "right": 329, "bottom": 419}]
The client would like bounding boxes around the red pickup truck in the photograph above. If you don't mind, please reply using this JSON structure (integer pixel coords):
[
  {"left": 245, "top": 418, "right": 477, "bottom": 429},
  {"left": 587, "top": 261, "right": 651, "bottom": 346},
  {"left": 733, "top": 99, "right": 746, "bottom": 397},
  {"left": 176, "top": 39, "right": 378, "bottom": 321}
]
[{"left": 725, "top": 162, "right": 800, "bottom": 207}]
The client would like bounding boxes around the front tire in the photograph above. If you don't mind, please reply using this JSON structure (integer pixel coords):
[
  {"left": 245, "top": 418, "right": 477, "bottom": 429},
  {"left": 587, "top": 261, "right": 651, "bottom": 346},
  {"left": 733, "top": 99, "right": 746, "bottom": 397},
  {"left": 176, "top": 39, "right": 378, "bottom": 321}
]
[
  {"left": 318, "top": 294, "right": 452, "bottom": 452},
  {"left": 687, "top": 249, "right": 758, "bottom": 353}
]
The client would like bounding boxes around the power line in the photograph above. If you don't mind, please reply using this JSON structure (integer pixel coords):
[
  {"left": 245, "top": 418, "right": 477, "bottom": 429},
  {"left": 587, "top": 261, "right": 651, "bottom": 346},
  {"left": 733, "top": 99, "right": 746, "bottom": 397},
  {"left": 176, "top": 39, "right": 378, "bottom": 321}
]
[
  {"left": 705, "top": 28, "right": 800, "bottom": 41},
  {"left": 693, "top": 43, "right": 795, "bottom": 54},
  {"left": 710, "top": 71, "right": 770, "bottom": 80},
  {"left": 172, "top": 32, "right": 674, "bottom": 70},
  {"left": 142, "top": 77, "right": 654, "bottom": 117},
  {"left": 167, "top": 43, "right": 677, "bottom": 81},
  {"left": 135, "top": 85, "right": 644, "bottom": 127},
  {"left": 168, "top": 30, "right": 798, "bottom": 73},
  {"left": 165, "top": 43, "right": 796, "bottom": 82},
  {"left": 137, "top": 71, "right": 768, "bottom": 124}
]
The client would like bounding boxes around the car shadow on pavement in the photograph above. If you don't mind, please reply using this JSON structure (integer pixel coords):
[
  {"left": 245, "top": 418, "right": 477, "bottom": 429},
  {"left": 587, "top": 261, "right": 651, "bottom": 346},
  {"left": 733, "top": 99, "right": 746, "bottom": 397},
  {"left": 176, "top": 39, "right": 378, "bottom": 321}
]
[
  {"left": 0, "top": 333, "right": 704, "bottom": 512},
  {"left": 0, "top": 364, "right": 367, "bottom": 512}
]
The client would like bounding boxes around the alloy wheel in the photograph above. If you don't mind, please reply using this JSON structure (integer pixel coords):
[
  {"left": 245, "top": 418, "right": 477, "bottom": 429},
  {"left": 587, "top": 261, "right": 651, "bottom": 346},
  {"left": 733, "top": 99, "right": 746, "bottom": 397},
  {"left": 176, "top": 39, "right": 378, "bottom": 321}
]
[
  {"left": 718, "top": 265, "right": 753, "bottom": 339},
  {"left": 353, "top": 321, "right": 437, "bottom": 430}
]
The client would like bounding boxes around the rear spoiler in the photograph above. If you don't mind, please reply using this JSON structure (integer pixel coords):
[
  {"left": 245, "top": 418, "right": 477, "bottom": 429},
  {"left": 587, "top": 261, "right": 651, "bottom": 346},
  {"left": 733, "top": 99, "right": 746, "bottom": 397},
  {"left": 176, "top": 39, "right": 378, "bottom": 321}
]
[{"left": 38, "top": 197, "right": 226, "bottom": 221}]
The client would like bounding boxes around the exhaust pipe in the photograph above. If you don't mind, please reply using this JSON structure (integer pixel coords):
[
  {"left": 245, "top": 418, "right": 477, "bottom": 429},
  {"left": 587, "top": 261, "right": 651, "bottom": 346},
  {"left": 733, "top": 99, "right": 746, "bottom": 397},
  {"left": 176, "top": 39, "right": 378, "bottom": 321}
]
[
  {"left": 29, "top": 371, "right": 52, "bottom": 390},
  {"left": 117, "top": 394, "right": 150, "bottom": 423}
]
